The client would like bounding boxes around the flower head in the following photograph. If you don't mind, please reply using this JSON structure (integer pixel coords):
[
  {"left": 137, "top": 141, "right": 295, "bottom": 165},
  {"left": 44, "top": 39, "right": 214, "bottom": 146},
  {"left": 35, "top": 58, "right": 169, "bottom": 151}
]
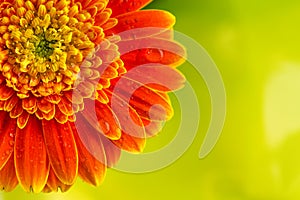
[{"left": 0, "top": 0, "right": 185, "bottom": 193}]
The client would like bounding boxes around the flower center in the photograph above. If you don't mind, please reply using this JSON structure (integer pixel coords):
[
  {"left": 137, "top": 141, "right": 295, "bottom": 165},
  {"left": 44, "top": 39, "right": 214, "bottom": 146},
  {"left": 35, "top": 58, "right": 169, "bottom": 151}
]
[
  {"left": 35, "top": 36, "right": 56, "bottom": 58},
  {"left": 0, "top": 1, "right": 97, "bottom": 98},
  {"left": 0, "top": 0, "right": 124, "bottom": 124}
]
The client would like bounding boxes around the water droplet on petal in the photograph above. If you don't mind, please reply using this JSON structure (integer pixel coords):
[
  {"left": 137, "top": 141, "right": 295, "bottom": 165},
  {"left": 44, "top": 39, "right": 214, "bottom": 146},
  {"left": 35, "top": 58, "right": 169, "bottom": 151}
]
[
  {"left": 100, "top": 120, "right": 110, "bottom": 134},
  {"left": 9, "top": 140, "right": 14, "bottom": 146},
  {"left": 145, "top": 49, "right": 164, "bottom": 63},
  {"left": 63, "top": 126, "right": 69, "bottom": 131}
]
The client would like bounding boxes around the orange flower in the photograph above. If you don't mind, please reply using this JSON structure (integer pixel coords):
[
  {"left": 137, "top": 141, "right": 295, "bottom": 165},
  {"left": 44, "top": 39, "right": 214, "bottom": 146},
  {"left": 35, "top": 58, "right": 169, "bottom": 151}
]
[{"left": 0, "top": 0, "right": 185, "bottom": 193}]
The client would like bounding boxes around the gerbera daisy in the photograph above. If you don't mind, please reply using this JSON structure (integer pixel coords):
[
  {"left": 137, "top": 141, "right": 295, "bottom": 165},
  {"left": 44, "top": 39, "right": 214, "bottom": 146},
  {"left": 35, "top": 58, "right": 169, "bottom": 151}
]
[{"left": 0, "top": 0, "right": 185, "bottom": 193}]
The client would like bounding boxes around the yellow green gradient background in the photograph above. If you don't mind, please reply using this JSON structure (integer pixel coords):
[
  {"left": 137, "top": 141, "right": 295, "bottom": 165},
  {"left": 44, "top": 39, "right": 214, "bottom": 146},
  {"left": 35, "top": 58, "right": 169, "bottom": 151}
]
[{"left": 2, "top": 0, "right": 300, "bottom": 199}]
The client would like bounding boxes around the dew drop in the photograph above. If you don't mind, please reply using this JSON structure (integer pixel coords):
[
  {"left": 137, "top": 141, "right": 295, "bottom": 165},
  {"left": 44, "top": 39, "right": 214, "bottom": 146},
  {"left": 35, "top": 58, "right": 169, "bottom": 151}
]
[
  {"left": 145, "top": 49, "right": 164, "bottom": 63},
  {"left": 9, "top": 140, "right": 14, "bottom": 146},
  {"left": 119, "top": 100, "right": 126, "bottom": 107},
  {"left": 100, "top": 120, "right": 110, "bottom": 134},
  {"left": 63, "top": 142, "right": 67, "bottom": 147},
  {"left": 63, "top": 126, "right": 69, "bottom": 131},
  {"left": 104, "top": 122, "right": 110, "bottom": 132}
]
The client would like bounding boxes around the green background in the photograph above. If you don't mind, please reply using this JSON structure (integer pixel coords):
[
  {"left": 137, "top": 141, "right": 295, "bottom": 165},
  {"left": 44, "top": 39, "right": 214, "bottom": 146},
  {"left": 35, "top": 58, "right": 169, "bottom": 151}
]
[{"left": 3, "top": 0, "right": 300, "bottom": 199}]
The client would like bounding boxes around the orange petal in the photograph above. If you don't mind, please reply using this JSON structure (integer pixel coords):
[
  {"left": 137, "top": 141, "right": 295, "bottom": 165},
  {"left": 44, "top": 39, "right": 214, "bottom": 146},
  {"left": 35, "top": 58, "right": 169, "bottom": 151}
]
[
  {"left": 119, "top": 38, "right": 186, "bottom": 67},
  {"left": 4, "top": 94, "right": 18, "bottom": 112},
  {"left": 45, "top": 94, "right": 61, "bottom": 104},
  {"left": 0, "top": 83, "right": 14, "bottom": 100},
  {"left": 95, "top": 101, "right": 121, "bottom": 139},
  {"left": 101, "top": 18, "right": 118, "bottom": 31},
  {"left": 141, "top": 92, "right": 169, "bottom": 137},
  {"left": 64, "top": 90, "right": 83, "bottom": 105},
  {"left": 78, "top": 0, "right": 107, "bottom": 10},
  {"left": 57, "top": 96, "right": 74, "bottom": 116},
  {"left": 112, "top": 131, "right": 145, "bottom": 153},
  {"left": 22, "top": 95, "right": 37, "bottom": 111},
  {"left": 108, "top": 0, "right": 153, "bottom": 17},
  {"left": 101, "top": 134, "right": 121, "bottom": 167},
  {"left": 46, "top": 168, "right": 72, "bottom": 192},
  {"left": 110, "top": 78, "right": 174, "bottom": 121},
  {"left": 42, "top": 120, "right": 78, "bottom": 185},
  {"left": 54, "top": 105, "right": 68, "bottom": 124},
  {"left": 141, "top": 117, "right": 164, "bottom": 138},
  {"left": 71, "top": 120, "right": 107, "bottom": 186},
  {"left": 0, "top": 155, "right": 18, "bottom": 192},
  {"left": 112, "top": 63, "right": 186, "bottom": 92},
  {"left": 43, "top": 105, "right": 55, "bottom": 120},
  {"left": 14, "top": 116, "right": 50, "bottom": 193},
  {"left": 106, "top": 91, "right": 146, "bottom": 152},
  {"left": 71, "top": 115, "right": 121, "bottom": 168},
  {"left": 94, "top": 8, "right": 112, "bottom": 26},
  {"left": 105, "top": 10, "right": 175, "bottom": 35},
  {"left": 10, "top": 100, "right": 23, "bottom": 118},
  {"left": 131, "top": 86, "right": 174, "bottom": 120},
  {"left": 42, "top": 184, "right": 52, "bottom": 193},
  {"left": 97, "top": 89, "right": 109, "bottom": 104},
  {"left": 37, "top": 99, "right": 54, "bottom": 114},
  {"left": 107, "top": 90, "right": 145, "bottom": 135},
  {"left": 17, "top": 110, "right": 30, "bottom": 129},
  {"left": 0, "top": 111, "right": 17, "bottom": 170},
  {"left": 81, "top": 99, "right": 121, "bottom": 140},
  {"left": 154, "top": 28, "right": 174, "bottom": 40},
  {"left": 0, "top": 100, "right": 4, "bottom": 110}
]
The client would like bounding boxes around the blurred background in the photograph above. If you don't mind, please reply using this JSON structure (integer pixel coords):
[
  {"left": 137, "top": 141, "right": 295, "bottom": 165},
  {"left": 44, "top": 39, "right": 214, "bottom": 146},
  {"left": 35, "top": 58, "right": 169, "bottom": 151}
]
[{"left": 3, "top": 0, "right": 300, "bottom": 199}]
